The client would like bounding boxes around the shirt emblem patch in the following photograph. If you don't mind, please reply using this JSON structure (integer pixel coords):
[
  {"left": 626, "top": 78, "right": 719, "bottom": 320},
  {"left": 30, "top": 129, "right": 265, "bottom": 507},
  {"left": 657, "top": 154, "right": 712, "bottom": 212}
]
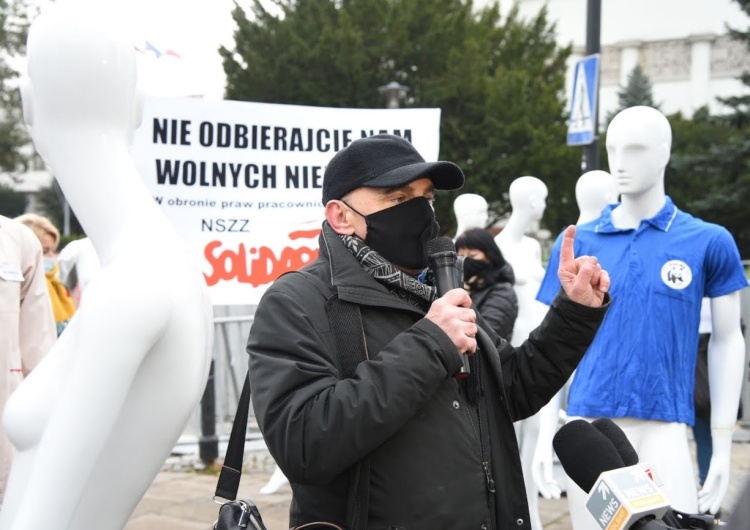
[{"left": 661, "top": 260, "right": 692, "bottom": 290}]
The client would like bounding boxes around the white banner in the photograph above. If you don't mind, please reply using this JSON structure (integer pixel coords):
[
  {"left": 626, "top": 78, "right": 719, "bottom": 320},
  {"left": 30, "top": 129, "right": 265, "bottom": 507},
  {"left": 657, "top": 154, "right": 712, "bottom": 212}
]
[{"left": 131, "top": 97, "right": 443, "bottom": 305}]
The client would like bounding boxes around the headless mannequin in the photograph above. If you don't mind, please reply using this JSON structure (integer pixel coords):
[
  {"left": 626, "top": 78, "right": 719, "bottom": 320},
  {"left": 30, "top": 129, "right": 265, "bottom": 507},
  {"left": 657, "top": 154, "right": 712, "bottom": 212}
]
[
  {"left": 495, "top": 176, "right": 556, "bottom": 530},
  {"left": 0, "top": 3, "right": 213, "bottom": 528},
  {"left": 453, "top": 193, "right": 489, "bottom": 238},
  {"left": 575, "top": 170, "right": 617, "bottom": 225},
  {"left": 558, "top": 106, "right": 746, "bottom": 528}
]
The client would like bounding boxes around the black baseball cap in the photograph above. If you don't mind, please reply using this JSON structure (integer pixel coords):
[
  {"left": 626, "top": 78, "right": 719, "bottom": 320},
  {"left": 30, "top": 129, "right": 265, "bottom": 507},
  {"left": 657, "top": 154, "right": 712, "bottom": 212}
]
[{"left": 322, "top": 134, "right": 465, "bottom": 204}]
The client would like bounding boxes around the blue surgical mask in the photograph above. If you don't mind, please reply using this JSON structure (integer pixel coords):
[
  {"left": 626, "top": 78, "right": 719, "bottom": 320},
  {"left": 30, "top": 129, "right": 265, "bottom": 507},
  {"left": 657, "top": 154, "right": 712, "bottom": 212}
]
[{"left": 43, "top": 257, "right": 57, "bottom": 272}]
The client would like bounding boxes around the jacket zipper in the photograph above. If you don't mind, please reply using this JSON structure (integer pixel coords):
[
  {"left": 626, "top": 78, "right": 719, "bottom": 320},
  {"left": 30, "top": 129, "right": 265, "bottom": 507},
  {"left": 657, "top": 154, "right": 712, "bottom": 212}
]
[{"left": 474, "top": 348, "right": 498, "bottom": 529}]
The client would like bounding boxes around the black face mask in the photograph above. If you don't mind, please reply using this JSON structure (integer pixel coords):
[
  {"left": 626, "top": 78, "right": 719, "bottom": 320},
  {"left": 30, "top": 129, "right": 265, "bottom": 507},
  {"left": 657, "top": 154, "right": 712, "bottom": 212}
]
[
  {"left": 462, "top": 257, "right": 491, "bottom": 281},
  {"left": 346, "top": 196, "right": 440, "bottom": 270}
]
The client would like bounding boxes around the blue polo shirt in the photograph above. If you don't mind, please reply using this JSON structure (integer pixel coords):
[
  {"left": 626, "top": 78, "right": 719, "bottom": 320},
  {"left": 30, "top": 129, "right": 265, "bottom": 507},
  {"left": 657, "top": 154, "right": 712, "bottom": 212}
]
[{"left": 537, "top": 197, "right": 748, "bottom": 424}]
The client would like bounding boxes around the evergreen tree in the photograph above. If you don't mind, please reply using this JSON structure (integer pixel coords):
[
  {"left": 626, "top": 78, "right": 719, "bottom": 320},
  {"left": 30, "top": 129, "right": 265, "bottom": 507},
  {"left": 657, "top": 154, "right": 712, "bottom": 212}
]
[
  {"left": 221, "top": 0, "right": 580, "bottom": 235},
  {"left": 717, "top": 0, "right": 750, "bottom": 128},
  {"left": 0, "top": 182, "right": 27, "bottom": 217},
  {"left": 0, "top": 0, "right": 32, "bottom": 175},
  {"left": 681, "top": 0, "right": 750, "bottom": 258},
  {"left": 605, "top": 64, "right": 659, "bottom": 124}
]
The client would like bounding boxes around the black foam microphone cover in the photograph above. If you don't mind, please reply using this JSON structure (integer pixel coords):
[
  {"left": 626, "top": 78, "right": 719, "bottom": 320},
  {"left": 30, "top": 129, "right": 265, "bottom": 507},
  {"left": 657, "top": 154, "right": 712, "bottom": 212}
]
[
  {"left": 591, "top": 418, "right": 640, "bottom": 466},
  {"left": 427, "top": 237, "right": 472, "bottom": 379},
  {"left": 427, "top": 237, "right": 458, "bottom": 296},
  {"left": 553, "top": 419, "right": 626, "bottom": 493}
]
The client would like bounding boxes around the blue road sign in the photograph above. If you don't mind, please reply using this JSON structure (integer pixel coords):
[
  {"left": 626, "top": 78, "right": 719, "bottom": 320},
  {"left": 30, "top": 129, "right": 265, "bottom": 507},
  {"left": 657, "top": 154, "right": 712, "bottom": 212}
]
[{"left": 567, "top": 54, "right": 600, "bottom": 146}]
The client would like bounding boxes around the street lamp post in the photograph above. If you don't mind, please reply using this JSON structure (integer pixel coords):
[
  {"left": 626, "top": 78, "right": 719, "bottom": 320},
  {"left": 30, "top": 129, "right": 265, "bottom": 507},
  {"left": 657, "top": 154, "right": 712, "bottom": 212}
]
[
  {"left": 582, "top": 0, "right": 601, "bottom": 171},
  {"left": 378, "top": 81, "right": 409, "bottom": 109}
]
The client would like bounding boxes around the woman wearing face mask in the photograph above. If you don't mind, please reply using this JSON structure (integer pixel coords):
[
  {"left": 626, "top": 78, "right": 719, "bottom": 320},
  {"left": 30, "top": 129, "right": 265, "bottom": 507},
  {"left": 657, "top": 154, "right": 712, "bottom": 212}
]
[
  {"left": 455, "top": 228, "right": 518, "bottom": 342},
  {"left": 15, "top": 213, "right": 76, "bottom": 336}
]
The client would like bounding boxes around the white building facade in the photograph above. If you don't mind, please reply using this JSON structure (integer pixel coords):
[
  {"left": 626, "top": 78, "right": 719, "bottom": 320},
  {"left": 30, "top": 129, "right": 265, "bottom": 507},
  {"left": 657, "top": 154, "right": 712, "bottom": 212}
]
[{"left": 493, "top": 0, "right": 750, "bottom": 120}]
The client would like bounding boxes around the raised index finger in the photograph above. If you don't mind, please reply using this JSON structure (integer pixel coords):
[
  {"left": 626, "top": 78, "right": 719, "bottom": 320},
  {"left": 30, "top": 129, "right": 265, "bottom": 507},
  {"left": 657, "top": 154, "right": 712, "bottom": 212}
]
[{"left": 559, "top": 225, "right": 577, "bottom": 269}]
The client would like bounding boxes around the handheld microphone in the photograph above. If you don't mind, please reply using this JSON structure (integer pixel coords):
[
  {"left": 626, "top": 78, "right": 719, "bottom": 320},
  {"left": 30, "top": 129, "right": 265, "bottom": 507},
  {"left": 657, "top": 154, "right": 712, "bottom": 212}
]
[
  {"left": 554, "top": 420, "right": 670, "bottom": 530},
  {"left": 427, "top": 237, "right": 471, "bottom": 379}
]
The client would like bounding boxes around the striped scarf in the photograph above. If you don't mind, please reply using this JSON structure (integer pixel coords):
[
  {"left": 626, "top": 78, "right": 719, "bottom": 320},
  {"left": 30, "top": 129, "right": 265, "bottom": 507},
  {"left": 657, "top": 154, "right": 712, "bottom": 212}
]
[{"left": 339, "top": 235, "right": 437, "bottom": 310}]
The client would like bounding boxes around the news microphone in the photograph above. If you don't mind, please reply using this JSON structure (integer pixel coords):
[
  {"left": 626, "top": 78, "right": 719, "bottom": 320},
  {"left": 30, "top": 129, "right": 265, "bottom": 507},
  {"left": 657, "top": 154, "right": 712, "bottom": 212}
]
[
  {"left": 590, "top": 419, "right": 720, "bottom": 530},
  {"left": 591, "top": 419, "right": 666, "bottom": 496},
  {"left": 427, "top": 237, "right": 471, "bottom": 379},
  {"left": 592, "top": 418, "right": 639, "bottom": 467},
  {"left": 554, "top": 420, "right": 670, "bottom": 530}
]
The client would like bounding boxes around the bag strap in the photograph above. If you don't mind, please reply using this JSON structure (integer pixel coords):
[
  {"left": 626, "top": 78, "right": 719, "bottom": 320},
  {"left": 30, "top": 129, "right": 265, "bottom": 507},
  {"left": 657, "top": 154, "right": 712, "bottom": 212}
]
[
  {"left": 215, "top": 269, "right": 371, "bottom": 528},
  {"left": 296, "top": 271, "right": 369, "bottom": 376},
  {"left": 214, "top": 372, "right": 251, "bottom": 501},
  {"left": 294, "top": 271, "right": 370, "bottom": 530}
]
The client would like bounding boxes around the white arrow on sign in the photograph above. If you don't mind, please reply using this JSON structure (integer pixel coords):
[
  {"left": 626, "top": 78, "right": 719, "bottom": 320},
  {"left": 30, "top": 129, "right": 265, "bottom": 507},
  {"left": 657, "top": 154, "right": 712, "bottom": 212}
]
[{"left": 569, "top": 63, "right": 593, "bottom": 134}]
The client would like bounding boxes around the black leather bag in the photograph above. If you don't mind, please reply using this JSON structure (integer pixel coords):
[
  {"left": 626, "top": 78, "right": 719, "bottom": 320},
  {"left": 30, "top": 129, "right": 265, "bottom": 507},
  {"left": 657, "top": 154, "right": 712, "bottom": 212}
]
[
  {"left": 214, "top": 498, "right": 267, "bottom": 530},
  {"left": 212, "top": 377, "right": 268, "bottom": 530}
]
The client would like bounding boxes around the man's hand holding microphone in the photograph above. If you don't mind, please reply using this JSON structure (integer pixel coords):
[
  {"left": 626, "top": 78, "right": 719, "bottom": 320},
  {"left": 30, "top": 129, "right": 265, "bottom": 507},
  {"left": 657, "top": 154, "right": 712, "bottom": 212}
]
[{"left": 425, "top": 225, "right": 610, "bottom": 359}]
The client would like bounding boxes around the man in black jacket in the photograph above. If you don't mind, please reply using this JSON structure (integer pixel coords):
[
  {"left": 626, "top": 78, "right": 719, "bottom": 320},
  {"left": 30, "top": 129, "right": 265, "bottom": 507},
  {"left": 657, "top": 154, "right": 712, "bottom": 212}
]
[{"left": 247, "top": 134, "right": 611, "bottom": 530}]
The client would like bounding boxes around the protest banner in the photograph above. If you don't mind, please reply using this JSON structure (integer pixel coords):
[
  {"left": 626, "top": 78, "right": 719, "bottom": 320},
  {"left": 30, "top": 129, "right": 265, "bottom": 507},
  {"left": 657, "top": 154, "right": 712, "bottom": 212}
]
[{"left": 131, "top": 97, "right": 443, "bottom": 305}]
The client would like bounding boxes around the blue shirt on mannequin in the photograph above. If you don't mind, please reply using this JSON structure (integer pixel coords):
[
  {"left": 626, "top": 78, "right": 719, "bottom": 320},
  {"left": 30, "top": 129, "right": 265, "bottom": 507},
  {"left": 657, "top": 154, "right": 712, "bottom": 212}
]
[{"left": 537, "top": 197, "right": 748, "bottom": 424}]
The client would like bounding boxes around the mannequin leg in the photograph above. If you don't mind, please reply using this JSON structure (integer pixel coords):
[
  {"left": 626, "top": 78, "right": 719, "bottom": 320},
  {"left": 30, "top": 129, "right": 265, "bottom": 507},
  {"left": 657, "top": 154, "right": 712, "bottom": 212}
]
[
  {"left": 516, "top": 413, "right": 543, "bottom": 530},
  {"left": 692, "top": 417, "right": 712, "bottom": 486},
  {"left": 260, "top": 464, "right": 289, "bottom": 494},
  {"left": 637, "top": 421, "right": 698, "bottom": 513}
]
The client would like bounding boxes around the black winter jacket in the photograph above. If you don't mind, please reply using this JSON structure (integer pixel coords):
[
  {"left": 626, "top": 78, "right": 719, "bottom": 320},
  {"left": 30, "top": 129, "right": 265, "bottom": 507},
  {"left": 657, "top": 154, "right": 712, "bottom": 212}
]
[
  {"left": 247, "top": 222, "right": 609, "bottom": 530},
  {"left": 469, "top": 262, "right": 518, "bottom": 342}
]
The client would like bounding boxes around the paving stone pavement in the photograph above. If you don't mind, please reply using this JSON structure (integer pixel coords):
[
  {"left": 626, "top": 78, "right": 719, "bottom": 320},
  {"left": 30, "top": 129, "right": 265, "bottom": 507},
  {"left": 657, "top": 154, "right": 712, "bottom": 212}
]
[{"left": 126, "top": 435, "right": 750, "bottom": 530}]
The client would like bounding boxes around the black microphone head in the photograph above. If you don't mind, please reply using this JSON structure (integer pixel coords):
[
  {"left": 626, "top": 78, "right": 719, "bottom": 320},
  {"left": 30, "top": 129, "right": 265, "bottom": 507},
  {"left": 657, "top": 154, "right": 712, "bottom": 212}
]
[
  {"left": 553, "top": 419, "right": 626, "bottom": 493},
  {"left": 427, "top": 237, "right": 456, "bottom": 257},
  {"left": 591, "top": 418, "right": 639, "bottom": 466}
]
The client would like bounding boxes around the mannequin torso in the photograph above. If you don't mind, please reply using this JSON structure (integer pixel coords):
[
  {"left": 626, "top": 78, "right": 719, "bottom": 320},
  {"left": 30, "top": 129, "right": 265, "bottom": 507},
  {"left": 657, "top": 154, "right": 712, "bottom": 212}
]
[
  {"left": 495, "top": 177, "right": 549, "bottom": 347},
  {"left": 494, "top": 176, "right": 552, "bottom": 530},
  {"left": 0, "top": 3, "right": 213, "bottom": 528}
]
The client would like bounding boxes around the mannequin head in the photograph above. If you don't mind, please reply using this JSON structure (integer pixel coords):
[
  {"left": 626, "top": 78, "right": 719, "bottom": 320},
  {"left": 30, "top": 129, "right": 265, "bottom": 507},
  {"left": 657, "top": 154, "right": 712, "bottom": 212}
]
[
  {"left": 575, "top": 170, "right": 617, "bottom": 224},
  {"left": 21, "top": 0, "right": 143, "bottom": 161},
  {"left": 508, "top": 176, "right": 548, "bottom": 222},
  {"left": 453, "top": 193, "right": 489, "bottom": 231},
  {"left": 606, "top": 106, "right": 671, "bottom": 197}
]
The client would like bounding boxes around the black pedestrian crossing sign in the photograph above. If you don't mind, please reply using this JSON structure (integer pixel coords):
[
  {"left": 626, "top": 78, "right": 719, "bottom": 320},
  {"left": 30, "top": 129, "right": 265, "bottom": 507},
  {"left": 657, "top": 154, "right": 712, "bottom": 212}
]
[{"left": 567, "top": 54, "right": 600, "bottom": 146}]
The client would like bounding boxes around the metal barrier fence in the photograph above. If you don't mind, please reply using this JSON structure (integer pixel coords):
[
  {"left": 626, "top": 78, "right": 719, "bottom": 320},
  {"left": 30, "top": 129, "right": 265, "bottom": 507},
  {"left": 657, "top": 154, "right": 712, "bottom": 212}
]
[
  {"left": 185, "top": 305, "right": 257, "bottom": 464},
  {"left": 197, "top": 289, "right": 750, "bottom": 460}
]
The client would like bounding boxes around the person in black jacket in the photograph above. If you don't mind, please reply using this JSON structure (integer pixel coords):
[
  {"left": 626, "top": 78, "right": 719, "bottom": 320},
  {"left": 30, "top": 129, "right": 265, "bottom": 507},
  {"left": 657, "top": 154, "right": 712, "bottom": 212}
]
[
  {"left": 247, "top": 134, "right": 611, "bottom": 530},
  {"left": 455, "top": 228, "right": 518, "bottom": 342}
]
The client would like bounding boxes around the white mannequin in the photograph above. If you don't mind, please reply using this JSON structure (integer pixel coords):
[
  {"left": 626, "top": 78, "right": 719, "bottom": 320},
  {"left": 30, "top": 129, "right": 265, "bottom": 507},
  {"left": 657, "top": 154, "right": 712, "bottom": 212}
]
[
  {"left": 495, "top": 176, "right": 557, "bottom": 530},
  {"left": 0, "top": 2, "right": 213, "bottom": 528},
  {"left": 57, "top": 237, "right": 101, "bottom": 302},
  {"left": 559, "top": 106, "right": 746, "bottom": 529},
  {"left": 575, "top": 170, "right": 617, "bottom": 225},
  {"left": 530, "top": 170, "right": 619, "bottom": 505},
  {"left": 453, "top": 193, "right": 489, "bottom": 238}
]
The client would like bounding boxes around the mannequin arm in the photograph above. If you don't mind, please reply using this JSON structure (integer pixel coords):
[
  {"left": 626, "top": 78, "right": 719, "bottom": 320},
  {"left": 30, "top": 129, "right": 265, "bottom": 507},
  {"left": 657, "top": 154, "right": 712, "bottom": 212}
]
[
  {"left": 531, "top": 386, "right": 565, "bottom": 499},
  {"left": 698, "top": 291, "right": 745, "bottom": 514},
  {"left": 6, "top": 276, "right": 171, "bottom": 529}
]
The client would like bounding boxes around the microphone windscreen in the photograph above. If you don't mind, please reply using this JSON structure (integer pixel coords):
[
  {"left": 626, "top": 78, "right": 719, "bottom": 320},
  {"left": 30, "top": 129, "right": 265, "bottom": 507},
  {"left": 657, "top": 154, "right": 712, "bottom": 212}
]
[
  {"left": 553, "top": 419, "right": 626, "bottom": 493},
  {"left": 591, "top": 418, "right": 639, "bottom": 466},
  {"left": 427, "top": 237, "right": 456, "bottom": 256}
]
